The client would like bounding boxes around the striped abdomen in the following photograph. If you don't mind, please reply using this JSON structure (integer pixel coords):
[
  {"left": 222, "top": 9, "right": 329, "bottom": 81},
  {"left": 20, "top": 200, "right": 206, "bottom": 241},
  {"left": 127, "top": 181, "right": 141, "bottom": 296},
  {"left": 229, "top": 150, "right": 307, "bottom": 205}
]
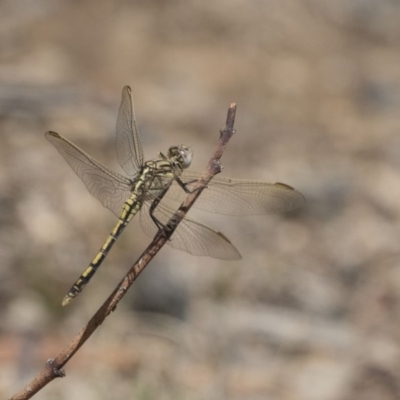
[{"left": 61, "top": 195, "right": 142, "bottom": 306}]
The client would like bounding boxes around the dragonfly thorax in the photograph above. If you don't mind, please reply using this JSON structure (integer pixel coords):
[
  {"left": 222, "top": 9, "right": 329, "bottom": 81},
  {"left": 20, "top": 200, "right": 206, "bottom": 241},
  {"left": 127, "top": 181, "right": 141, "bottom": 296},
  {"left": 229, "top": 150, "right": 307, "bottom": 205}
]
[{"left": 167, "top": 145, "right": 193, "bottom": 169}]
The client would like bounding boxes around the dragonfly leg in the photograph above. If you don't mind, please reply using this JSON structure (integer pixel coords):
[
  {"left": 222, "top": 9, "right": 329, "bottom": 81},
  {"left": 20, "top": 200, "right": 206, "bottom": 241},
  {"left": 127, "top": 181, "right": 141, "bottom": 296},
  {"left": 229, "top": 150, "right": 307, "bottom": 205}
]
[
  {"left": 149, "top": 188, "right": 170, "bottom": 231},
  {"left": 175, "top": 177, "right": 206, "bottom": 193},
  {"left": 149, "top": 187, "right": 180, "bottom": 238},
  {"left": 149, "top": 198, "right": 165, "bottom": 230}
]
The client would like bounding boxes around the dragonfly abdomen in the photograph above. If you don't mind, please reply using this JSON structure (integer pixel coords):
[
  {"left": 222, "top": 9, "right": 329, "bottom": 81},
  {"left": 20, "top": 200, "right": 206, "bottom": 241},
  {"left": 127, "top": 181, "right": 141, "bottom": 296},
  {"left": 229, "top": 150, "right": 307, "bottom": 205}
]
[{"left": 61, "top": 195, "right": 142, "bottom": 306}]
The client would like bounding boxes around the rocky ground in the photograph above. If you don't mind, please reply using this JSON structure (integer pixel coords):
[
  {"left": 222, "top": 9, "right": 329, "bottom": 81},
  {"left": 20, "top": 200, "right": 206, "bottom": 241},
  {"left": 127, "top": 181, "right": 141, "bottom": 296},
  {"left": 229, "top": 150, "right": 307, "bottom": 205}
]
[{"left": 2, "top": 1, "right": 400, "bottom": 399}]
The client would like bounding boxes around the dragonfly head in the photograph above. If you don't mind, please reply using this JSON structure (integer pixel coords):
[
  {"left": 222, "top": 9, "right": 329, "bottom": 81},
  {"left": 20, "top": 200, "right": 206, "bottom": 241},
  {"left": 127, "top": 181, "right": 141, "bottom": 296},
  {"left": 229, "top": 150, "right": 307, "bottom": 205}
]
[{"left": 168, "top": 145, "right": 193, "bottom": 169}]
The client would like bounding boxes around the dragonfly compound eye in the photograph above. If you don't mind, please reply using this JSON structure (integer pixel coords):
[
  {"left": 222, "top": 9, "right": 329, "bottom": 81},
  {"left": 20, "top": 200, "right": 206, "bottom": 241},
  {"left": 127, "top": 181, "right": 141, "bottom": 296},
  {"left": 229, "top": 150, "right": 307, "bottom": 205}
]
[
  {"left": 179, "top": 145, "right": 193, "bottom": 169},
  {"left": 168, "top": 145, "right": 193, "bottom": 169}
]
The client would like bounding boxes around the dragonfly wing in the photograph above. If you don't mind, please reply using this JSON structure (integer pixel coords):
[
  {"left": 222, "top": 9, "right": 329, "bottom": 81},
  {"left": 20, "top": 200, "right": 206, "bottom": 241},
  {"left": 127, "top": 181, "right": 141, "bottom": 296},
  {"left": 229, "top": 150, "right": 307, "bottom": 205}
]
[
  {"left": 46, "top": 131, "right": 132, "bottom": 218},
  {"left": 139, "top": 200, "right": 241, "bottom": 260},
  {"left": 165, "top": 171, "right": 305, "bottom": 215},
  {"left": 116, "top": 86, "right": 144, "bottom": 177}
]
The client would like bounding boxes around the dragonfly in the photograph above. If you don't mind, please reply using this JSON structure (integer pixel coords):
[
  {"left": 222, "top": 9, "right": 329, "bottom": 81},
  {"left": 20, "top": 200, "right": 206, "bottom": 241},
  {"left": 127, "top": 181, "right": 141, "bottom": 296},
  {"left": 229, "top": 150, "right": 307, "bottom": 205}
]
[{"left": 46, "top": 86, "right": 305, "bottom": 306}]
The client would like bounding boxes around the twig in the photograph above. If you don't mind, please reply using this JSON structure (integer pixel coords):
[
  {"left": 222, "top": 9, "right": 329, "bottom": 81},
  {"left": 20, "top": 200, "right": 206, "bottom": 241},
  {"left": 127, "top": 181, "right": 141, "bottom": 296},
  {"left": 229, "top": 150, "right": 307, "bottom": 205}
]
[{"left": 9, "top": 103, "right": 237, "bottom": 400}]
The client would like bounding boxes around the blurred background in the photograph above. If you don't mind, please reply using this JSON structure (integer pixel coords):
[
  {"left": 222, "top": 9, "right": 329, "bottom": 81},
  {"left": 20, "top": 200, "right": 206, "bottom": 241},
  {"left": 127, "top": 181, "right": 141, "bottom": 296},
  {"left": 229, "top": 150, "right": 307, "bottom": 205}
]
[{"left": 2, "top": 1, "right": 400, "bottom": 399}]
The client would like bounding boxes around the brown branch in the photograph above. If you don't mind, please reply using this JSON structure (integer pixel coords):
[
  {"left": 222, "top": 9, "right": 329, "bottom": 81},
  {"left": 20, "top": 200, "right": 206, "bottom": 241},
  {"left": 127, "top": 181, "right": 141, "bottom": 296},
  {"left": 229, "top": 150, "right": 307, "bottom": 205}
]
[{"left": 9, "top": 103, "right": 237, "bottom": 400}]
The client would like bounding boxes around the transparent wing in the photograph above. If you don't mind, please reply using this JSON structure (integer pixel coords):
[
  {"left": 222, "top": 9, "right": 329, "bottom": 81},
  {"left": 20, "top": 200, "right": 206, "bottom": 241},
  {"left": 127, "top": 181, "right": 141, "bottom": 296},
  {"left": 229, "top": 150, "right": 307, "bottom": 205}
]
[
  {"left": 46, "top": 131, "right": 132, "bottom": 218},
  {"left": 139, "top": 199, "right": 241, "bottom": 260},
  {"left": 116, "top": 86, "right": 144, "bottom": 177},
  {"left": 165, "top": 171, "right": 305, "bottom": 215}
]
